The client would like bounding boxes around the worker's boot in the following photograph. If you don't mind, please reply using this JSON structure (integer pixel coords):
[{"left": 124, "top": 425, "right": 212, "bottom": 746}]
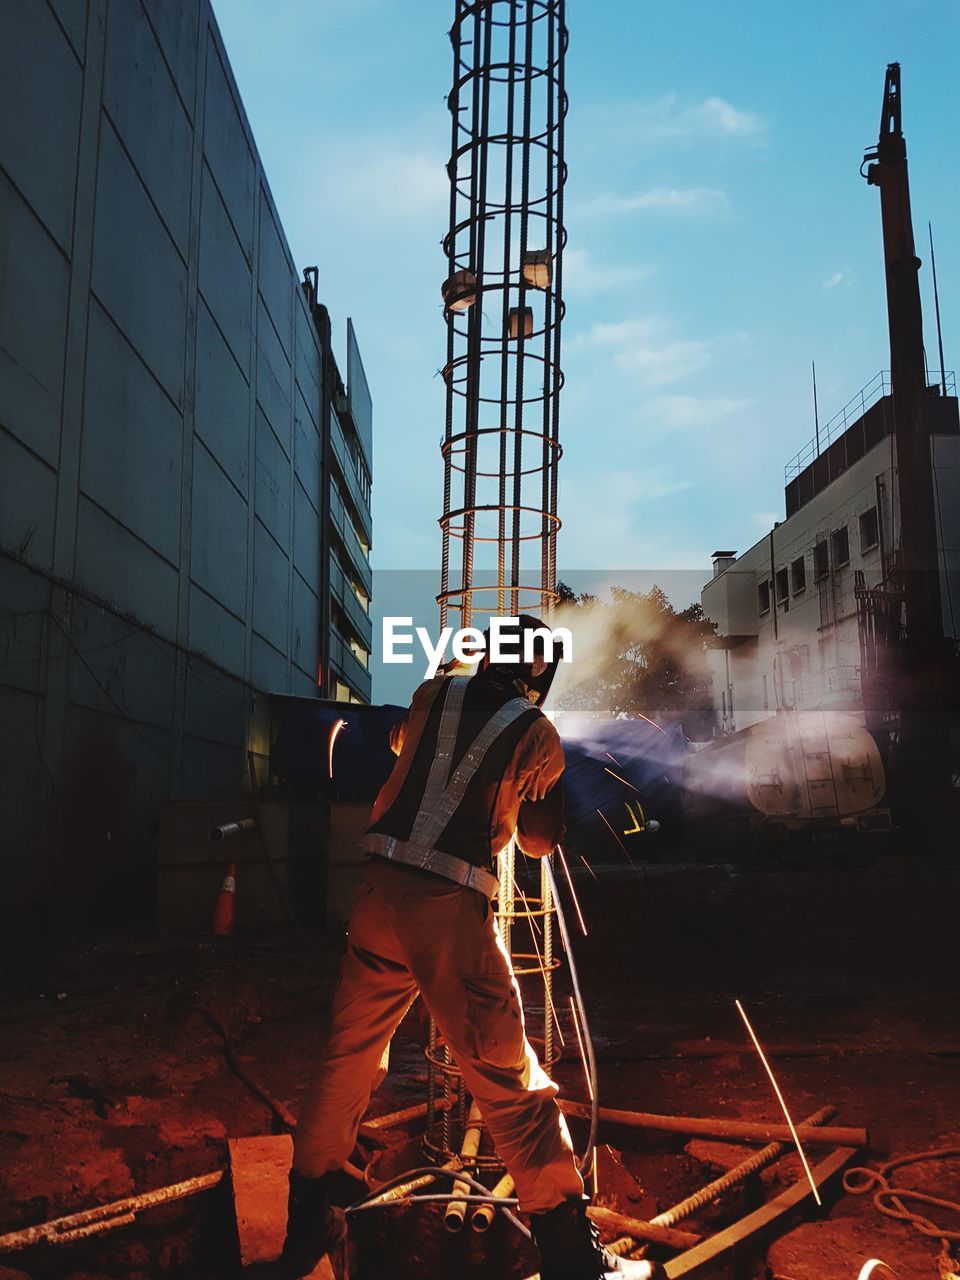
[
  {"left": 279, "top": 1170, "right": 346, "bottom": 1277},
  {"left": 530, "top": 1197, "right": 666, "bottom": 1280}
]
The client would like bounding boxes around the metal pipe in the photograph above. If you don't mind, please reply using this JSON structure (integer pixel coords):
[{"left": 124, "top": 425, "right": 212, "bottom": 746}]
[
  {"left": 471, "top": 1172, "right": 514, "bottom": 1232},
  {"left": 444, "top": 1102, "right": 484, "bottom": 1231},
  {"left": 209, "top": 817, "right": 256, "bottom": 843}
]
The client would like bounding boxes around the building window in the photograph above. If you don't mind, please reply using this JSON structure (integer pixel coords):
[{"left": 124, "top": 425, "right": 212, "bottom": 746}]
[
  {"left": 775, "top": 568, "right": 789, "bottom": 603},
  {"left": 831, "top": 525, "right": 850, "bottom": 567},
  {"left": 791, "top": 556, "right": 806, "bottom": 594},
  {"left": 757, "top": 580, "right": 771, "bottom": 614},
  {"left": 859, "top": 506, "right": 879, "bottom": 553},
  {"left": 814, "top": 540, "right": 829, "bottom": 582},
  {"left": 349, "top": 639, "right": 369, "bottom": 670},
  {"left": 335, "top": 681, "right": 351, "bottom": 702}
]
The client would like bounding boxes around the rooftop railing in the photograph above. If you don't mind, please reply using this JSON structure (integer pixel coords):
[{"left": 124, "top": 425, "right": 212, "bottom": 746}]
[{"left": 784, "top": 369, "right": 956, "bottom": 483}]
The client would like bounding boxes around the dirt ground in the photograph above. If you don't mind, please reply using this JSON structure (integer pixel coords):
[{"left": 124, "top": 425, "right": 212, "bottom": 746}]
[{"left": 1, "top": 852, "right": 958, "bottom": 1280}]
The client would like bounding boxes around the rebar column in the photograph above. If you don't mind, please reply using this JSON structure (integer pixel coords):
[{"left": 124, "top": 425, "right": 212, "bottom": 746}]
[
  {"left": 439, "top": 0, "right": 567, "bottom": 631},
  {"left": 426, "top": 0, "right": 568, "bottom": 1170}
]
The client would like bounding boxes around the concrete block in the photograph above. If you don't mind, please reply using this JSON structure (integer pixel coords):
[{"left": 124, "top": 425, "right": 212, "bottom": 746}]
[
  {"left": 228, "top": 1133, "right": 336, "bottom": 1276},
  {"left": 229, "top": 1134, "right": 294, "bottom": 1268}
]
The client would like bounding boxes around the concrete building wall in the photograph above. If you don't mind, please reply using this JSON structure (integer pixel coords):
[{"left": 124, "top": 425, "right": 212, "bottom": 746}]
[
  {"left": 0, "top": 0, "right": 371, "bottom": 923},
  {"left": 703, "top": 421, "right": 960, "bottom": 735}
]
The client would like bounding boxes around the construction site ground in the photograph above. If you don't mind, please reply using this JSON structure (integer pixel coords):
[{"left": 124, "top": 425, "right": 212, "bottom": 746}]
[{"left": 1, "top": 851, "right": 958, "bottom": 1280}]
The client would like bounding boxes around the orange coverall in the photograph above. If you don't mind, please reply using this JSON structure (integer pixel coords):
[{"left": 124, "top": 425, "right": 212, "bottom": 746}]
[{"left": 293, "top": 674, "right": 584, "bottom": 1213}]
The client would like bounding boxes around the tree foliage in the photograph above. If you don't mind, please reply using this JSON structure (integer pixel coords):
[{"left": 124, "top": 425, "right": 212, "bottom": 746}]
[{"left": 554, "top": 582, "right": 717, "bottom": 739}]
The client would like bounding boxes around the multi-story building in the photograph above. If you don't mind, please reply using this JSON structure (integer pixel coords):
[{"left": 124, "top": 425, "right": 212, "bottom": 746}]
[
  {"left": 0, "top": 0, "right": 372, "bottom": 921},
  {"left": 702, "top": 373, "right": 959, "bottom": 734}
]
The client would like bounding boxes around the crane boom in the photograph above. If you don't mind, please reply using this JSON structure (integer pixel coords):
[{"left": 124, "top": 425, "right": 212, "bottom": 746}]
[{"left": 863, "top": 62, "right": 944, "bottom": 651}]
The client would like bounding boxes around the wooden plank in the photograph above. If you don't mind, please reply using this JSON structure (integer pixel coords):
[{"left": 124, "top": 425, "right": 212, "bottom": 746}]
[{"left": 663, "top": 1146, "right": 857, "bottom": 1278}]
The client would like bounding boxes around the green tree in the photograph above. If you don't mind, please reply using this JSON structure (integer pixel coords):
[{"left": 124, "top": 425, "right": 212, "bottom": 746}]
[{"left": 553, "top": 582, "right": 717, "bottom": 739}]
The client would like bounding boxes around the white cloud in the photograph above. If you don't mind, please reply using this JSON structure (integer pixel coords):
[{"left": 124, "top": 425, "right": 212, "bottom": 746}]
[
  {"left": 575, "top": 186, "right": 730, "bottom": 218},
  {"left": 316, "top": 145, "right": 448, "bottom": 219},
  {"left": 693, "top": 96, "right": 766, "bottom": 137},
  {"left": 562, "top": 247, "right": 649, "bottom": 294},
  {"left": 571, "top": 317, "right": 712, "bottom": 387},
  {"left": 824, "top": 270, "right": 850, "bottom": 289},
  {"left": 650, "top": 394, "right": 753, "bottom": 428},
  {"left": 557, "top": 468, "right": 701, "bottom": 568},
  {"left": 581, "top": 94, "right": 768, "bottom": 148},
  {"left": 751, "top": 510, "right": 779, "bottom": 529}
]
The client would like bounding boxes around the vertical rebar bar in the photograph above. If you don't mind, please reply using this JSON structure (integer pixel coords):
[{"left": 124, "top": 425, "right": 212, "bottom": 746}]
[{"left": 429, "top": 0, "right": 568, "bottom": 1166}]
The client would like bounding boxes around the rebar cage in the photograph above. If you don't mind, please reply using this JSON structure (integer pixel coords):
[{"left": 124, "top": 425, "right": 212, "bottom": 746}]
[
  {"left": 438, "top": 0, "right": 568, "bottom": 632},
  {"left": 426, "top": 0, "right": 568, "bottom": 1170}
]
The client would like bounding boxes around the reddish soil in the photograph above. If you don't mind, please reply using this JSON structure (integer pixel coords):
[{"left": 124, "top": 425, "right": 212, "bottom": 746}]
[{"left": 0, "top": 853, "right": 958, "bottom": 1279}]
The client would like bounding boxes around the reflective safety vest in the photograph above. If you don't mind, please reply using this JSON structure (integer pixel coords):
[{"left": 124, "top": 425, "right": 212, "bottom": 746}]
[{"left": 364, "top": 677, "right": 533, "bottom": 898}]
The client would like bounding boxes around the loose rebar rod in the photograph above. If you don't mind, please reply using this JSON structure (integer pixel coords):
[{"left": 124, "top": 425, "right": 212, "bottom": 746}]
[
  {"left": 0, "top": 1173, "right": 224, "bottom": 1252},
  {"left": 559, "top": 1101, "right": 867, "bottom": 1149},
  {"left": 651, "top": 1105, "right": 839, "bottom": 1231},
  {"left": 584, "top": 1206, "right": 700, "bottom": 1251}
]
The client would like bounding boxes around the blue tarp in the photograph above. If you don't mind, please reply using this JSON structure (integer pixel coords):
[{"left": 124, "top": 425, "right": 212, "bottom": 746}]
[
  {"left": 557, "top": 716, "right": 687, "bottom": 852},
  {"left": 271, "top": 700, "right": 688, "bottom": 850}
]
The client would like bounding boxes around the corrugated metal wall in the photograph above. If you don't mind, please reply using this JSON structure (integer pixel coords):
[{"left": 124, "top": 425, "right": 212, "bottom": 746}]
[{"left": 0, "top": 0, "right": 346, "bottom": 924}]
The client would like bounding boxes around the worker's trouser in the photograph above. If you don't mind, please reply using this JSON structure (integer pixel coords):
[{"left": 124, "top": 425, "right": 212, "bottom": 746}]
[{"left": 294, "top": 856, "right": 584, "bottom": 1214}]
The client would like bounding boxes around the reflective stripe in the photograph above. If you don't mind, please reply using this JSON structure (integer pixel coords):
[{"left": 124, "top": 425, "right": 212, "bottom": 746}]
[
  {"left": 367, "top": 676, "right": 534, "bottom": 897},
  {"left": 364, "top": 833, "right": 500, "bottom": 900},
  {"left": 408, "top": 679, "right": 532, "bottom": 853}
]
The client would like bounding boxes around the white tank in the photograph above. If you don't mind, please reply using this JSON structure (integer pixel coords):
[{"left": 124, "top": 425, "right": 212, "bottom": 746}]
[{"left": 684, "top": 709, "right": 886, "bottom": 827}]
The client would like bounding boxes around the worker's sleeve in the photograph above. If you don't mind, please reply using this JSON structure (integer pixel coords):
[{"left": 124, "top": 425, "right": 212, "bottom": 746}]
[
  {"left": 389, "top": 679, "right": 443, "bottom": 756},
  {"left": 515, "top": 718, "right": 567, "bottom": 858}
]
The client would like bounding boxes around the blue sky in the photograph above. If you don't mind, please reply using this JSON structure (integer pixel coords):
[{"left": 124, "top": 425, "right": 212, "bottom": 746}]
[{"left": 212, "top": 0, "right": 958, "bottom": 589}]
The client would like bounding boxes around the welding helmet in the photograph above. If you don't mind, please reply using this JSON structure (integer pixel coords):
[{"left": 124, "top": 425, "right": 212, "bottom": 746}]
[{"left": 480, "top": 613, "right": 562, "bottom": 706}]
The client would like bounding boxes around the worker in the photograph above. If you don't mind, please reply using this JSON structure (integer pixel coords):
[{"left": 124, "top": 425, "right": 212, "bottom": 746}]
[{"left": 281, "top": 615, "right": 663, "bottom": 1279}]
